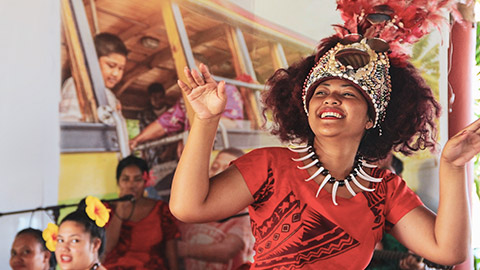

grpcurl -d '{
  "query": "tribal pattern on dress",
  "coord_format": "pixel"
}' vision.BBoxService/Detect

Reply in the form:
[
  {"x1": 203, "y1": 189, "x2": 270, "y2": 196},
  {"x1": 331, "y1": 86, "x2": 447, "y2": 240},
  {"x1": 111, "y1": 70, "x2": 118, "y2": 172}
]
[{"x1": 252, "y1": 192, "x2": 360, "y2": 269}]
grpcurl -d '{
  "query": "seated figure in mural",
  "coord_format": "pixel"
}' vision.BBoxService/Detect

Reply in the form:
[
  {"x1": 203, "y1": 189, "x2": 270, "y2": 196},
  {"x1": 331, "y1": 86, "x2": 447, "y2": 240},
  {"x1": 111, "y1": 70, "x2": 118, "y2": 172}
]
[
  {"x1": 59, "y1": 32, "x2": 127, "y2": 122},
  {"x1": 137, "y1": 82, "x2": 180, "y2": 177},
  {"x1": 177, "y1": 147, "x2": 255, "y2": 270},
  {"x1": 10, "y1": 228, "x2": 55, "y2": 270},
  {"x1": 103, "y1": 155, "x2": 180, "y2": 270},
  {"x1": 129, "y1": 79, "x2": 244, "y2": 150}
]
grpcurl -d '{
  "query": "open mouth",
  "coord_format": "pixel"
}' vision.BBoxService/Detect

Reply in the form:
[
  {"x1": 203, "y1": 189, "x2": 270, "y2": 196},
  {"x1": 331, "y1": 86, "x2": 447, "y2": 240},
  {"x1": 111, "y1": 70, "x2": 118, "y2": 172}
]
[
  {"x1": 60, "y1": 255, "x2": 72, "y2": 263},
  {"x1": 320, "y1": 111, "x2": 344, "y2": 119}
]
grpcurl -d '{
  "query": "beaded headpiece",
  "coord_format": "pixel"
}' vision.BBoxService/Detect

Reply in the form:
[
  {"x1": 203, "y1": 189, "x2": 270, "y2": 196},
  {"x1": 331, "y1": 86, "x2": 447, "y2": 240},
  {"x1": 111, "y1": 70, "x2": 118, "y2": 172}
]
[
  {"x1": 302, "y1": 0, "x2": 459, "y2": 129},
  {"x1": 303, "y1": 38, "x2": 391, "y2": 128}
]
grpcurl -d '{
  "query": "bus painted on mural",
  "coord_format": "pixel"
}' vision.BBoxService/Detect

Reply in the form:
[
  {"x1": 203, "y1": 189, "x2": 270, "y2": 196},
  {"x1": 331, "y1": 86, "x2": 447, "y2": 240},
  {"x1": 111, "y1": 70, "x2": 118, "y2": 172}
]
[{"x1": 59, "y1": 0, "x2": 316, "y2": 206}]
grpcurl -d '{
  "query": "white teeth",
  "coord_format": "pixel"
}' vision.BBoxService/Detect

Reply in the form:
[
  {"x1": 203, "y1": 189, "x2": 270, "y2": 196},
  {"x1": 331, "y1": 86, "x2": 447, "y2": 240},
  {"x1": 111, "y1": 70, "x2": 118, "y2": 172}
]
[
  {"x1": 320, "y1": 112, "x2": 343, "y2": 119},
  {"x1": 61, "y1": 256, "x2": 71, "y2": 261}
]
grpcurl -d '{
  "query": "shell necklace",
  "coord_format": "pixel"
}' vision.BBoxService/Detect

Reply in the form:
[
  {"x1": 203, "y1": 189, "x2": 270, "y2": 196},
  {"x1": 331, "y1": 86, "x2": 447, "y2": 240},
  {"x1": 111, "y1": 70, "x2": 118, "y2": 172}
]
[{"x1": 289, "y1": 144, "x2": 383, "y2": 205}]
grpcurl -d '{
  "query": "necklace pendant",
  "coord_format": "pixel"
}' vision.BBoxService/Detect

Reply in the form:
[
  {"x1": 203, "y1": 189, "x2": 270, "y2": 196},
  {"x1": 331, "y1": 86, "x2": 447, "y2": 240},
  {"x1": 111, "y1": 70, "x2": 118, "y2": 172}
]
[
  {"x1": 305, "y1": 166, "x2": 324, "y2": 182},
  {"x1": 316, "y1": 174, "x2": 331, "y2": 197},
  {"x1": 297, "y1": 158, "x2": 318, "y2": 170},
  {"x1": 287, "y1": 144, "x2": 311, "y2": 153},
  {"x1": 291, "y1": 144, "x2": 383, "y2": 206}
]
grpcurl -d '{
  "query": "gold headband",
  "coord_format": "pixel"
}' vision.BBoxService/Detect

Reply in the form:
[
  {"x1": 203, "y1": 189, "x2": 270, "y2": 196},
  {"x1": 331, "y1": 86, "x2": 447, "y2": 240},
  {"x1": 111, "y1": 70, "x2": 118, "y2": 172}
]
[{"x1": 302, "y1": 38, "x2": 391, "y2": 128}]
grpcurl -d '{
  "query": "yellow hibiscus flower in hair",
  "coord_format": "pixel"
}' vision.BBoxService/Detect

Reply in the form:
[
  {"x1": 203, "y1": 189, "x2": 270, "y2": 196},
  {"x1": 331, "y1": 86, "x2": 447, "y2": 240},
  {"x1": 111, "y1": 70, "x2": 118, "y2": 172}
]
[
  {"x1": 85, "y1": 195, "x2": 110, "y2": 227},
  {"x1": 42, "y1": 222, "x2": 58, "y2": 252}
]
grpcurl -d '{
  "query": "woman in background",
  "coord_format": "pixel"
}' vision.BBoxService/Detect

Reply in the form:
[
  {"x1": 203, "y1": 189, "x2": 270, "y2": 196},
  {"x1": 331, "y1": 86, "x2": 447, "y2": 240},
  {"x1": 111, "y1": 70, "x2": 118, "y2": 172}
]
[
  {"x1": 103, "y1": 155, "x2": 179, "y2": 270},
  {"x1": 54, "y1": 198, "x2": 108, "y2": 270},
  {"x1": 10, "y1": 228, "x2": 55, "y2": 270}
]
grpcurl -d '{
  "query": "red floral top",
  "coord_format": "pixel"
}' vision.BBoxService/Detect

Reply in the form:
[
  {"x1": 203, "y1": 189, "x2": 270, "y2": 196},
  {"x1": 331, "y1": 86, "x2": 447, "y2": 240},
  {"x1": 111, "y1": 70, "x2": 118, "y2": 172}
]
[{"x1": 103, "y1": 200, "x2": 180, "y2": 270}]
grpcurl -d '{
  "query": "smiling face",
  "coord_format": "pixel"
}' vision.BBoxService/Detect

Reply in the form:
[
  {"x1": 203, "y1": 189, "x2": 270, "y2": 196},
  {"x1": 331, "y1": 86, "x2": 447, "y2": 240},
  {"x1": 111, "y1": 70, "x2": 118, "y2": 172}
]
[
  {"x1": 118, "y1": 164, "x2": 145, "y2": 200},
  {"x1": 98, "y1": 53, "x2": 126, "y2": 89},
  {"x1": 56, "y1": 221, "x2": 100, "y2": 270},
  {"x1": 308, "y1": 78, "x2": 373, "y2": 139},
  {"x1": 9, "y1": 234, "x2": 50, "y2": 270}
]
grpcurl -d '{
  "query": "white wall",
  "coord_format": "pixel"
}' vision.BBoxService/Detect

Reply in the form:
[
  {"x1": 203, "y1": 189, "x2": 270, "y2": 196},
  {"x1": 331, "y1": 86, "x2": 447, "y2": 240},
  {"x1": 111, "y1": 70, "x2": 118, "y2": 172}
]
[
  {"x1": 228, "y1": 0, "x2": 340, "y2": 41},
  {"x1": 0, "y1": 0, "x2": 60, "y2": 268}
]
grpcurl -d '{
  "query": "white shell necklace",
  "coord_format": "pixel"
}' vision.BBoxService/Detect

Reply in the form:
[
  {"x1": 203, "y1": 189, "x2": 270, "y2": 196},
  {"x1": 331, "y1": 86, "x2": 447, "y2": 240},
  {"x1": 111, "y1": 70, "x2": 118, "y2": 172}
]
[{"x1": 288, "y1": 145, "x2": 383, "y2": 205}]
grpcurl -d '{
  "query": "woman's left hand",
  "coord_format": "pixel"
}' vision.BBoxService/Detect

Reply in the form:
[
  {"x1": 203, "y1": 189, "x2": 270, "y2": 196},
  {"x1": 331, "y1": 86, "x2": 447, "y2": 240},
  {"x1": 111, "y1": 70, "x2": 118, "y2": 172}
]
[{"x1": 441, "y1": 118, "x2": 480, "y2": 167}]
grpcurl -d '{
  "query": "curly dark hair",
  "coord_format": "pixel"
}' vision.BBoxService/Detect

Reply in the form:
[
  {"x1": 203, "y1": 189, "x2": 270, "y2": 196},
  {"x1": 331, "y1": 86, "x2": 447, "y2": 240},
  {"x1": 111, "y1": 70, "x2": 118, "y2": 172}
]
[{"x1": 263, "y1": 35, "x2": 440, "y2": 161}]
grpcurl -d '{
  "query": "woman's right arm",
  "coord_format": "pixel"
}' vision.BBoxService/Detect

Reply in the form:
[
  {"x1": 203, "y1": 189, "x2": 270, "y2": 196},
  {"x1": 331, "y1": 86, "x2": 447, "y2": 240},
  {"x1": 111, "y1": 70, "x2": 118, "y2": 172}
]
[
  {"x1": 129, "y1": 121, "x2": 166, "y2": 150},
  {"x1": 170, "y1": 64, "x2": 253, "y2": 223},
  {"x1": 105, "y1": 211, "x2": 122, "y2": 254},
  {"x1": 105, "y1": 202, "x2": 130, "y2": 254}
]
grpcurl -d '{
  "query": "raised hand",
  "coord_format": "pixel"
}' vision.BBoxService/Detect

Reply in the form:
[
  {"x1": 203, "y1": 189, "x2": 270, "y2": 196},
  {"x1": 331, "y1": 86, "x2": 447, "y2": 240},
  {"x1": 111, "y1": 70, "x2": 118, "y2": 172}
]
[
  {"x1": 177, "y1": 63, "x2": 227, "y2": 120},
  {"x1": 441, "y1": 118, "x2": 480, "y2": 167}
]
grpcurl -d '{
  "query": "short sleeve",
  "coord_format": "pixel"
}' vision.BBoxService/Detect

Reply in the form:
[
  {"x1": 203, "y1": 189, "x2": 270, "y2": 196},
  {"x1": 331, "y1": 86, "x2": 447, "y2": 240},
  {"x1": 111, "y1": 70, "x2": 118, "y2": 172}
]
[
  {"x1": 231, "y1": 148, "x2": 271, "y2": 198},
  {"x1": 59, "y1": 77, "x2": 82, "y2": 122},
  {"x1": 159, "y1": 201, "x2": 180, "y2": 240},
  {"x1": 223, "y1": 84, "x2": 244, "y2": 120},
  {"x1": 231, "y1": 148, "x2": 281, "y2": 211},
  {"x1": 157, "y1": 99, "x2": 188, "y2": 134},
  {"x1": 384, "y1": 174, "x2": 423, "y2": 226}
]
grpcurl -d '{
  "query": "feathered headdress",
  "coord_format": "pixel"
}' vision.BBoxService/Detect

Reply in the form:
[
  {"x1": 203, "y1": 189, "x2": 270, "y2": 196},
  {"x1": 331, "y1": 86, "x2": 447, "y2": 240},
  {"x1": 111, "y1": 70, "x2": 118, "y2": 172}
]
[
  {"x1": 302, "y1": 0, "x2": 459, "y2": 130},
  {"x1": 335, "y1": 0, "x2": 460, "y2": 64}
]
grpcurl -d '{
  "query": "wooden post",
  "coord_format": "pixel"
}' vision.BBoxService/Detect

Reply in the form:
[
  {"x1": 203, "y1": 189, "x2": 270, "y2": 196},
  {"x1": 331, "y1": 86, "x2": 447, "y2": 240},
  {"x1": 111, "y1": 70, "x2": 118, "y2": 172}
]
[
  {"x1": 61, "y1": 0, "x2": 98, "y2": 122},
  {"x1": 160, "y1": 0, "x2": 195, "y2": 123},
  {"x1": 447, "y1": 19, "x2": 476, "y2": 270},
  {"x1": 270, "y1": 42, "x2": 288, "y2": 69},
  {"x1": 224, "y1": 25, "x2": 262, "y2": 129}
]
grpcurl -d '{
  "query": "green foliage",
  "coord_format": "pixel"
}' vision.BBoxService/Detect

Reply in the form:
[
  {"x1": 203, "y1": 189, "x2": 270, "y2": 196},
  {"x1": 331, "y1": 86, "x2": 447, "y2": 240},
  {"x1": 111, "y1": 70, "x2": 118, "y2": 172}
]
[
  {"x1": 475, "y1": 248, "x2": 480, "y2": 270},
  {"x1": 476, "y1": 22, "x2": 480, "y2": 66},
  {"x1": 125, "y1": 119, "x2": 140, "y2": 139},
  {"x1": 410, "y1": 35, "x2": 440, "y2": 98}
]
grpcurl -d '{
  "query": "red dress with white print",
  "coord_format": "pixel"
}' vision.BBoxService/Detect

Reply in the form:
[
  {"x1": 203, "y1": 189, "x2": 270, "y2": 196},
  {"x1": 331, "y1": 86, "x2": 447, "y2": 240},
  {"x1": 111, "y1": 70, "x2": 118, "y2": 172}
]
[{"x1": 232, "y1": 147, "x2": 422, "y2": 270}]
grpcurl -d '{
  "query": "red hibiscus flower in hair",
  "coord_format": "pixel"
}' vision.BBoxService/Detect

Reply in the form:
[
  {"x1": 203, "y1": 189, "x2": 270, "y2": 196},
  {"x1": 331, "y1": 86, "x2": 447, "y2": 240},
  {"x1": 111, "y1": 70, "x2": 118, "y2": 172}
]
[{"x1": 142, "y1": 170, "x2": 156, "y2": 187}]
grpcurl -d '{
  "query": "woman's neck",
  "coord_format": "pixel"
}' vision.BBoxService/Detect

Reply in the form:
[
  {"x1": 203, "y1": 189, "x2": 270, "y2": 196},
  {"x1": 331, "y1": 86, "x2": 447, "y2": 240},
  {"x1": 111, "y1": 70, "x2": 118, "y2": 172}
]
[{"x1": 312, "y1": 137, "x2": 361, "y2": 179}]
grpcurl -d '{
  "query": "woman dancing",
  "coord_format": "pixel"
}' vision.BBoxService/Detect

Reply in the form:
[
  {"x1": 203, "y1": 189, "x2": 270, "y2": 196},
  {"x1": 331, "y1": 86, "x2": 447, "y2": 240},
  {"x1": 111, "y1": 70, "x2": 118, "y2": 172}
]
[{"x1": 170, "y1": 1, "x2": 478, "y2": 269}]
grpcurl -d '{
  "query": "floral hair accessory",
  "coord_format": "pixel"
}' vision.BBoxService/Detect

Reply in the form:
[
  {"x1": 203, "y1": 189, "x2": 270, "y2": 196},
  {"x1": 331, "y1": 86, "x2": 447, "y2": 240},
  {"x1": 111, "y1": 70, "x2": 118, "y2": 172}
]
[
  {"x1": 42, "y1": 222, "x2": 58, "y2": 252},
  {"x1": 85, "y1": 195, "x2": 110, "y2": 227},
  {"x1": 142, "y1": 170, "x2": 156, "y2": 187}
]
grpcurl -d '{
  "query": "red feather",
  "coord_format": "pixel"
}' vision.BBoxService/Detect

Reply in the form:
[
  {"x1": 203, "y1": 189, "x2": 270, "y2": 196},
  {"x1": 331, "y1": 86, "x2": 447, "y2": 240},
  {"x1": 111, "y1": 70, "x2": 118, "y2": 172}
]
[{"x1": 334, "y1": 0, "x2": 460, "y2": 64}]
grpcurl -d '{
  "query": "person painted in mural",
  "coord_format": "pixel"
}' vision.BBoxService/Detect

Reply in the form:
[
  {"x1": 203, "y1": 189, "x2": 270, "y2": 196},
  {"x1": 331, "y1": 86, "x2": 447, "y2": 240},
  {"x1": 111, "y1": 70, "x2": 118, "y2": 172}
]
[
  {"x1": 177, "y1": 148, "x2": 255, "y2": 270},
  {"x1": 137, "y1": 82, "x2": 179, "y2": 171},
  {"x1": 59, "y1": 32, "x2": 127, "y2": 122},
  {"x1": 169, "y1": 1, "x2": 477, "y2": 269},
  {"x1": 128, "y1": 82, "x2": 244, "y2": 150}
]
